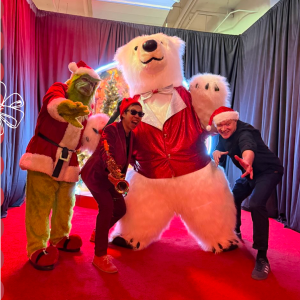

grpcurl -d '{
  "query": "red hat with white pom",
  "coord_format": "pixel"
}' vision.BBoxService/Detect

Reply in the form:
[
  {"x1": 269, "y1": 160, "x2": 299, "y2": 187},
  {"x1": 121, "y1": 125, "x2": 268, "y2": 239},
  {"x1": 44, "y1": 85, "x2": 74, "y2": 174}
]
[
  {"x1": 206, "y1": 106, "x2": 239, "y2": 131},
  {"x1": 68, "y1": 61, "x2": 100, "y2": 81}
]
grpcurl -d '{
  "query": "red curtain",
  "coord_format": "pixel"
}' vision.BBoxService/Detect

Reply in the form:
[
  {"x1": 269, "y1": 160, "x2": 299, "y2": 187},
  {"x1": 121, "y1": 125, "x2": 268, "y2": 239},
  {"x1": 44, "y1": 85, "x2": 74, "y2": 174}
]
[{"x1": 1, "y1": 0, "x2": 38, "y2": 217}]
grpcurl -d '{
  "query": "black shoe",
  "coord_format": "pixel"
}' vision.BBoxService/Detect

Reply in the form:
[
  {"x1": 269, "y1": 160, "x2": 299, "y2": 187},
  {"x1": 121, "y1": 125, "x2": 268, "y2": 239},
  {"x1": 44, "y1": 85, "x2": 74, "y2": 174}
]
[{"x1": 251, "y1": 258, "x2": 270, "y2": 280}]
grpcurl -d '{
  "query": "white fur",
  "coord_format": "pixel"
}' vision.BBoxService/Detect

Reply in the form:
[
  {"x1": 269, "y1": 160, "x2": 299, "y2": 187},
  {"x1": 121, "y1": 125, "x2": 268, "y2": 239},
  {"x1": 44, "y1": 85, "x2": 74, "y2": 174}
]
[
  {"x1": 111, "y1": 34, "x2": 238, "y2": 252},
  {"x1": 189, "y1": 73, "x2": 231, "y2": 132},
  {"x1": 114, "y1": 33, "x2": 185, "y2": 96},
  {"x1": 81, "y1": 113, "x2": 109, "y2": 154},
  {"x1": 112, "y1": 162, "x2": 238, "y2": 252},
  {"x1": 47, "y1": 97, "x2": 68, "y2": 122},
  {"x1": 19, "y1": 153, "x2": 54, "y2": 174},
  {"x1": 68, "y1": 62, "x2": 78, "y2": 73},
  {"x1": 213, "y1": 111, "x2": 239, "y2": 125},
  {"x1": 19, "y1": 153, "x2": 80, "y2": 182},
  {"x1": 68, "y1": 62, "x2": 100, "y2": 80}
]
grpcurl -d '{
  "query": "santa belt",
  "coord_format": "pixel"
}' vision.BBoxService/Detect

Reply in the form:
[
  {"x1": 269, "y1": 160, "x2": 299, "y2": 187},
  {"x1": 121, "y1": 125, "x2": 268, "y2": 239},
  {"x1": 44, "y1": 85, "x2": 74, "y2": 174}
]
[{"x1": 38, "y1": 132, "x2": 76, "y2": 178}]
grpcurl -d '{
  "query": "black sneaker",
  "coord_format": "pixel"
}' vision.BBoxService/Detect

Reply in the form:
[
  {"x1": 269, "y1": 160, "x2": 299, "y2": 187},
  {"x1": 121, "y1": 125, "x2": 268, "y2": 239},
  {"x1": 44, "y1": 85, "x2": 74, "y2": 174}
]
[{"x1": 251, "y1": 258, "x2": 270, "y2": 280}]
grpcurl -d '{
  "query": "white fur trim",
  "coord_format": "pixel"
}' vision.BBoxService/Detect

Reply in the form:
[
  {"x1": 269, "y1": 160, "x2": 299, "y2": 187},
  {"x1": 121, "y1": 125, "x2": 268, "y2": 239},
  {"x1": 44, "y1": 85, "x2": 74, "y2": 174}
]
[
  {"x1": 59, "y1": 123, "x2": 82, "y2": 150},
  {"x1": 74, "y1": 68, "x2": 100, "y2": 80},
  {"x1": 47, "y1": 98, "x2": 68, "y2": 123},
  {"x1": 19, "y1": 153, "x2": 54, "y2": 174},
  {"x1": 81, "y1": 113, "x2": 109, "y2": 154},
  {"x1": 56, "y1": 165, "x2": 80, "y2": 182},
  {"x1": 111, "y1": 162, "x2": 238, "y2": 252},
  {"x1": 68, "y1": 62, "x2": 78, "y2": 73},
  {"x1": 206, "y1": 125, "x2": 212, "y2": 131},
  {"x1": 213, "y1": 111, "x2": 239, "y2": 125},
  {"x1": 19, "y1": 153, "x2": 80, "y2": 183}
]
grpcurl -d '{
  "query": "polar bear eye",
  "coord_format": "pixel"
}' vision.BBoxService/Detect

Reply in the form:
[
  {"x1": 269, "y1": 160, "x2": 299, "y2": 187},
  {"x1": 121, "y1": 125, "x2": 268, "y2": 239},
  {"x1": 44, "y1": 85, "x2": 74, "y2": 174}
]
[{"x1": 134, "y1": 46, "x2": 138, "y2": 51}]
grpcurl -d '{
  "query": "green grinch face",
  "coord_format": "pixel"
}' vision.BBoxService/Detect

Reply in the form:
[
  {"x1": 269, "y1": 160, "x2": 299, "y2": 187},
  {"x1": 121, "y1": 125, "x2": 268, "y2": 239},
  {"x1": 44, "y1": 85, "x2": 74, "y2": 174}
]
[
  {"x1": 74, "y1": 75, "x2": 100, "y2": 97},
  {"x1": 67, "y1": 74, "x2": 100, "y2": 107}
]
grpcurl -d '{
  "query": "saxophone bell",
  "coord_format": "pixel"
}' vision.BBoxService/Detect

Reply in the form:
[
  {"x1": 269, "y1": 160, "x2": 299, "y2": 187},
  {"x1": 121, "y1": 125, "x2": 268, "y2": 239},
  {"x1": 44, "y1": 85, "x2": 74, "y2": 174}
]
[
  {"x1": 108, "y1": 174, "x2": 130, "y2": 194},
  {"x1": 115, "y1": 179, "x2": 130, "y2": 194}
]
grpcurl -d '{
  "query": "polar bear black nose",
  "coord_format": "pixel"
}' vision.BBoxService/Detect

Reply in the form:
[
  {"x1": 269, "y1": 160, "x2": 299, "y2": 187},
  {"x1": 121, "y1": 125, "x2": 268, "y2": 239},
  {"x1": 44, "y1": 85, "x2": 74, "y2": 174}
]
[{"x1": 142, "y1": 40, "x2": 157, "y2": 52}]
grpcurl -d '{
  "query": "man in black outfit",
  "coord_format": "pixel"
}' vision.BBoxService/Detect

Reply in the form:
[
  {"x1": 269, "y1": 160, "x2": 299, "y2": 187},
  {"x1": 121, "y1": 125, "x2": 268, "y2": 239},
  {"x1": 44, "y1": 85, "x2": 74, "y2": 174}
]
[{"x1": 210, "y1": 106, "x2": 283, "y2": 280}]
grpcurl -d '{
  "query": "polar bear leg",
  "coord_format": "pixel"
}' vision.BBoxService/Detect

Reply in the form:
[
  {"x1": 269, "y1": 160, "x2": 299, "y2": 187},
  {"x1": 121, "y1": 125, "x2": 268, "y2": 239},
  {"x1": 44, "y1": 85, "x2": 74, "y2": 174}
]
[
  {"x1": 177, "y1": 162, "x2": 239, "y2": 253},
  {"x1": 111, "y1": 170, "x2": 175, "y2": 250}
]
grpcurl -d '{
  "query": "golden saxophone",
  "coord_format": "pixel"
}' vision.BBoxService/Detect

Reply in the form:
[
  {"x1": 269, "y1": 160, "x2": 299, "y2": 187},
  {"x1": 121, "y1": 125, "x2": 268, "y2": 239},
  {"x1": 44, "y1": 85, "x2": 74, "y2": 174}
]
[{"x1": 103, "y1": 139, "x2": 129, "y2": 194}]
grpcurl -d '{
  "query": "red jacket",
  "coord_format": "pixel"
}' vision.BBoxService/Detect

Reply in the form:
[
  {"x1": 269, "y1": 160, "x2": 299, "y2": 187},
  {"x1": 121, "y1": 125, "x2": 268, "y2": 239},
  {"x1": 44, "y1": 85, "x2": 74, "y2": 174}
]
[
  {"x1": 132, "y1": 86, "x2": 211, "y2": 178},
  {"x1": 19, "y1": 82, "x2": 87, "y2": 182},
  {"x1": 81, "y1": 121, "x2": 134, "y2": 193}
]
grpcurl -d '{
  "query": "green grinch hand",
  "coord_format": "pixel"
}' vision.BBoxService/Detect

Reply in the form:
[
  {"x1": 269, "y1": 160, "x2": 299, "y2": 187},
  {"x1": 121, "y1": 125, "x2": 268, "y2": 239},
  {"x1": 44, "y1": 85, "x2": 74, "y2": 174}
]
[{"x1": 57, "y1": 100, "x2": 89, "y2": 128}]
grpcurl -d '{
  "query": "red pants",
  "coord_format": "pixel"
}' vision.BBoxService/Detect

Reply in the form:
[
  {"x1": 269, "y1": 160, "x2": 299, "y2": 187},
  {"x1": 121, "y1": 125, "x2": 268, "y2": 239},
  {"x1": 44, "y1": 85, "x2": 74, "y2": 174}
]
[{"x1": 89, "y1": 184, "x2": 126, "y2": 256}]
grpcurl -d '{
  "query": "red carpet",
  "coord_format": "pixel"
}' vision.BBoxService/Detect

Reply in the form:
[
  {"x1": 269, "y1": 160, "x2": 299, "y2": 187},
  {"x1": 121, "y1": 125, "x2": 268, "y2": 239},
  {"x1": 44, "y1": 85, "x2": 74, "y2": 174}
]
[{"x1": 1, "y1": 201, "x2": 300, "y2": 300}]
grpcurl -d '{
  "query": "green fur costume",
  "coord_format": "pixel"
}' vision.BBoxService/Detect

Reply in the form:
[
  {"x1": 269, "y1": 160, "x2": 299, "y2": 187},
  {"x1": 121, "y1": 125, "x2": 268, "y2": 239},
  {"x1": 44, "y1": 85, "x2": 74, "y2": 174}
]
[{"x1": 19, "y1": 61, "x2": 101, "y2": 258}]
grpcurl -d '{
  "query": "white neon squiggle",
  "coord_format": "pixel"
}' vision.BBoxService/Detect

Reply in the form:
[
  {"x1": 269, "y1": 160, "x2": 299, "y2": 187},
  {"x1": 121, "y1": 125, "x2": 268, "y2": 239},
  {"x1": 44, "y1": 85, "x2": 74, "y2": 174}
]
[{"x1": 0, "y1": 81, "x2": 25, "y2": 136}]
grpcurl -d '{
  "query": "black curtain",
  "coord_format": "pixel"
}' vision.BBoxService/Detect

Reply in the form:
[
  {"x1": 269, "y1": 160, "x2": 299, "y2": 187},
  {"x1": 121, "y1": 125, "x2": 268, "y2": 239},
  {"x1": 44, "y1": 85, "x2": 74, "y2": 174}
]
[
  {"x1": 35, "y1": 10, "x2": 239, "y2": 105},
  {"x1": 229, "y1": 0, "x2": 300, "y2": 231}
]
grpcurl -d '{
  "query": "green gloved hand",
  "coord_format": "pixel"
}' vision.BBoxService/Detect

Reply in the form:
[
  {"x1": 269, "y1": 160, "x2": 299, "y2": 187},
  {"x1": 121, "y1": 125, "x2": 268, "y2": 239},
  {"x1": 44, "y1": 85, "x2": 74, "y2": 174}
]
[{"x1": 57, "y1": 100, "x2": 89, "y2": 128}]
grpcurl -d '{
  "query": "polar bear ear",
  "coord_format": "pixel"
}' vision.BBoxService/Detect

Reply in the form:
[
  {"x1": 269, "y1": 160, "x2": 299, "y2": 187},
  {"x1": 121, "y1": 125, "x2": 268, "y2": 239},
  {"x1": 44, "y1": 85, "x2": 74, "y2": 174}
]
[
  {"x1": 114, "y1": 41, "x2": 132, "y2": 68},
  {"x1": 114, "y1": 46, "x2": 124, "y2": 67},
  {"x1": 169, "y1": 36, "x2": 185, "y2": 56}
]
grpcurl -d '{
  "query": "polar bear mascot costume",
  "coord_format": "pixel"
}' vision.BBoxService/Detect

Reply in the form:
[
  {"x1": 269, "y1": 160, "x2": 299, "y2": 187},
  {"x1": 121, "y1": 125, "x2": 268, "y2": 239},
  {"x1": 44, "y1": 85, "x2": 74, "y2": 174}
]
[{"x1": 110, "y1": 33, "x2": 239, "y2": 253}]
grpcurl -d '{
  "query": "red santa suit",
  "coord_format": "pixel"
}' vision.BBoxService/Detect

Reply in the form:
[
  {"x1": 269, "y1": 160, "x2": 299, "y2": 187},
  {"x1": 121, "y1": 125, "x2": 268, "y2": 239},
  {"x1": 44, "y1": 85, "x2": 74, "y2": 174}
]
[
  {"x1": 20, "y1": 82, "x2": 86, "y2": 183},
  {"x1": 19, "y1": 82, "x2": 89, "y2": 259}
]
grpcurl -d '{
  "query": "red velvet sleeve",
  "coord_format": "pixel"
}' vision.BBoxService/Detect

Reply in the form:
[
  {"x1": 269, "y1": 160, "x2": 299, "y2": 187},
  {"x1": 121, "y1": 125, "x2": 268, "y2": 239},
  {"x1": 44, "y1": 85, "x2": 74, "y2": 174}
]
[
  {"x1": 43, "y1": 82, "x2": 68, "y2": 104},
  {"x1": 99, "y1": 124, "x2": 118, "y2": 169}
]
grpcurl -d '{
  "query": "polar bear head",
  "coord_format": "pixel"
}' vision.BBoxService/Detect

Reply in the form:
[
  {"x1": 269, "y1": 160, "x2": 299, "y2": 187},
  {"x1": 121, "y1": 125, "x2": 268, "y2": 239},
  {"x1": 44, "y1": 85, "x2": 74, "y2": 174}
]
[{"x1": 114, "y1": 33, "x2": 185, "y2": 96}]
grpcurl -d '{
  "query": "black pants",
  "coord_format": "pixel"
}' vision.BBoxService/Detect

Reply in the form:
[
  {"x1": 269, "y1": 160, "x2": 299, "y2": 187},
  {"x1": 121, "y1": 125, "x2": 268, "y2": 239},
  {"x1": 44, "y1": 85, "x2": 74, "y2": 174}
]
[
  {"x1": 232, "y1": 172, "x2": 282, "y2": 251},
  {"x1": 89, "y1": 185, "x2": 126, "y2": 257}
]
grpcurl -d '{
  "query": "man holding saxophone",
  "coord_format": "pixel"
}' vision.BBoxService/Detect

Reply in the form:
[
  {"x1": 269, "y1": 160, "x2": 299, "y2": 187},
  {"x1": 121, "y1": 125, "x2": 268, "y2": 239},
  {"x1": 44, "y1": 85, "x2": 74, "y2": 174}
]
[{"x1": 81, "y1": 97, "x2": 144, "y2": 273}]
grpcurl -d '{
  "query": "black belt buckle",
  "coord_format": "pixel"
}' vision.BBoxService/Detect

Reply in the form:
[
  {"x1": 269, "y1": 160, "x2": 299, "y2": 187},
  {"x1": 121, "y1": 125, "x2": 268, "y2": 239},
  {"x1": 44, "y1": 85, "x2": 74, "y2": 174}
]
[{"x1": 60, "y1": 147, "x2": 70, "y2": 162}]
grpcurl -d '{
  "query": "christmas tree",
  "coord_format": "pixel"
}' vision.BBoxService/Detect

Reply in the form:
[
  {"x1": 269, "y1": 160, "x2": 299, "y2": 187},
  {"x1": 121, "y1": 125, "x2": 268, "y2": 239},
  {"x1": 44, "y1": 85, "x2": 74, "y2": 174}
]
[
  {"x1": 102, "y1": 71, "x2": 120, "y2": 116},
  {"x1": 76, "y1": 71, "x2": 124, "y2": 194}
]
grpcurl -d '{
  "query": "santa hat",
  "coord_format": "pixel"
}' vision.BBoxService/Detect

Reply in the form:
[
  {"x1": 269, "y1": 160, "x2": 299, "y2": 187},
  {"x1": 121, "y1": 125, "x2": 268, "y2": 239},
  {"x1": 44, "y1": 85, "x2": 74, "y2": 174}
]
[
  {"x1": 68, "y1": 61, "x2": 100, "y2": 81},
  {"x1": 119, "y1": 97, "x2": 142, "y2": 116},
  {"x1": 206, "y1": 106, "x2": 239, "y2": 131}
]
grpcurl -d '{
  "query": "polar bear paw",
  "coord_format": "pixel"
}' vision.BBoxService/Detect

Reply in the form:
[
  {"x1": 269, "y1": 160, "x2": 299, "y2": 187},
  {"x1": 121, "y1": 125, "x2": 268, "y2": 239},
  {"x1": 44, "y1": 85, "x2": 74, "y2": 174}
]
[
  {"x1": 211, "y1": 239, "x2": 239, "y2": 254},
  {"x1": 111, "y1": 236, "x2": 141, "y2": 250}
]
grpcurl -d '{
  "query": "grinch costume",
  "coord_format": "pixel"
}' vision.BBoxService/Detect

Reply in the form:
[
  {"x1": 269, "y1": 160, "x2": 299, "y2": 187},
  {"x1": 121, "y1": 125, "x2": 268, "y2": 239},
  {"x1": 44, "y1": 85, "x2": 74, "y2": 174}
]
[{"x1": 19, "y1": 61, "x2": 104, "y2": 270}]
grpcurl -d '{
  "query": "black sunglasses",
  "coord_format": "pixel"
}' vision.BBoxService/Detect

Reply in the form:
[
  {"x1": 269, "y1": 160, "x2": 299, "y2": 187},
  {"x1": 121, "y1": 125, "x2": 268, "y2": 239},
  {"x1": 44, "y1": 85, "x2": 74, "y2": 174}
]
[{"x1": 126, "y1": 109, "x2": 145, "y2": 118}]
